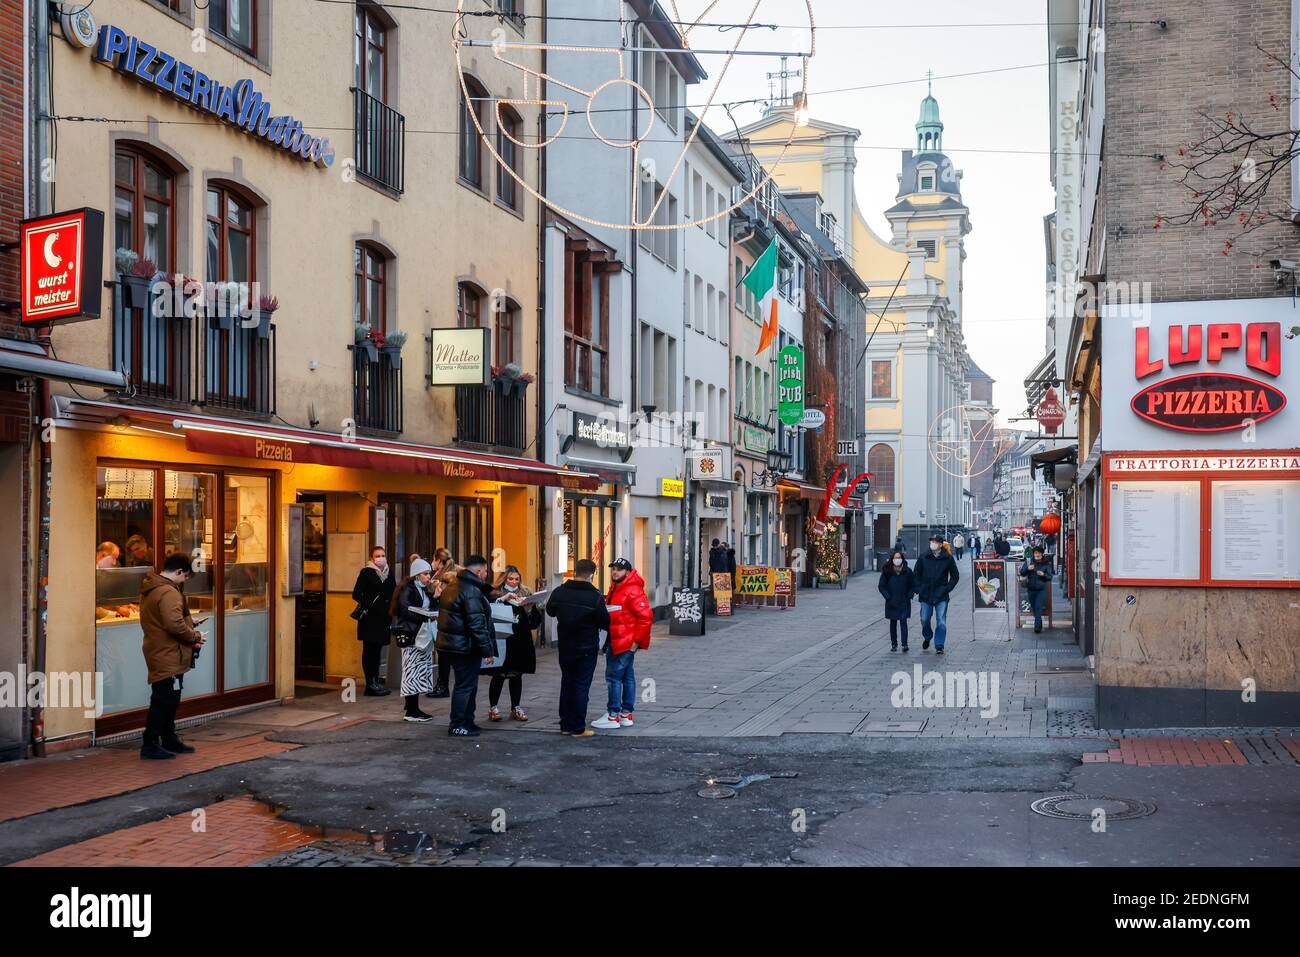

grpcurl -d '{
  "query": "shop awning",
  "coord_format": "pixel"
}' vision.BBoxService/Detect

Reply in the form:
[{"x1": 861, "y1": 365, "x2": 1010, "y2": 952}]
[
  {"x1": 779, "y1": 479, "x2": 826, "y2": 498},
  {"x1": 0, "y1": 340, "x2": 126, "y2": 389},
  {"x1": 561, "y1": 455, "x2": 636, "y2": 486},
  {"x1": 57, "y1": 399, "x2": 602, "y2": 490}
]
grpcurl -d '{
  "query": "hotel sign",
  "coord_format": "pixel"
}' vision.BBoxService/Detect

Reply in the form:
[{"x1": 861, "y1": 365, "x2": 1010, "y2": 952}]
[
  {"x1": 92, "y1": 25, "x2": 335, "y2": 167},
  {"x1": 20, "y1": 208, "x2": 104, "y2": 325},
  {"x1": 428, "y1": 328, "x2": 489, "y2": 386}
]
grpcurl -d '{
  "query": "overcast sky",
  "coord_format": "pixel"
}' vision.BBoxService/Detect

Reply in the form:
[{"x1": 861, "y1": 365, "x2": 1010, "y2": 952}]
[{"x1": 687, "y1": 0, "x2": 1057, "y2": 424}]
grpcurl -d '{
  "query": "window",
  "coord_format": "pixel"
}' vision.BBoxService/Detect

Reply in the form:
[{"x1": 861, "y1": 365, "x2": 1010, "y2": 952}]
[
  {"x1": 355, "y1": 243, "x2": 387, "y2": 333},
  {"x1": 920, "y1": 174, "x2": 935, "y2": 191},
  {"x1": 114, "y1": 146, "x2": 174, "y2": 274},
  {"x1": 496, "y1": 107, "x2": 521, "y2": 209},
  {"x1": 564, "y1": 245, "x2": 611, "y2": 397},
  {"x1": 459, "y1": 76, "x2": 488, "y2": 189},
  {"x1": 871, "y1": 360, "x2": 892, "y2": 399},
  {"x1": 457, "y1": 282, "x2": 482, "y2": 328},
  {"x1": 210, "y1": 0, "x2": 254, "y2": 53},
  {"x1": 868, "y1": 444, "x2": 896, "y2": 502},
  {"x1": 496, "y1": 300, "x2": 518, "y2": 366},
  {"x1": 206, "y1": 184, "x2": 255, "y2": 284},
  {"x1": 354, "y1": 5, "x2": 387, "y2": 100}
]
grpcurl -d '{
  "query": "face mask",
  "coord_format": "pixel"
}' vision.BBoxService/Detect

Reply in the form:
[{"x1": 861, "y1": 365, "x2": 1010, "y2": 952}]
[
  {"x1": 503, "y1": 583, "x2": 518, "y2": 592},
  {"x1": 374, "y1": 557, "x2": 387, "y2": 569},
  {"x1": 930, "y1": 544, "x2": 941, "y2": 554},
  {"x1": 892, "y1": 558, "x2": 903, "y2": 567}
]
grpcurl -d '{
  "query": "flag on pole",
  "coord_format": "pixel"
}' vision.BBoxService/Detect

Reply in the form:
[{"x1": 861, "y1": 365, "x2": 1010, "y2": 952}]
[{"x1": 740, "y1": 238, "x2": 781, "y2": 355}]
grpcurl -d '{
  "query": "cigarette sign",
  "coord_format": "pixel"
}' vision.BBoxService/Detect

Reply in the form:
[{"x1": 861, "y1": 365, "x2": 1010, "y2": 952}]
[{"x1": 20, "y1": 208, "x2": 105, "y2": 325}]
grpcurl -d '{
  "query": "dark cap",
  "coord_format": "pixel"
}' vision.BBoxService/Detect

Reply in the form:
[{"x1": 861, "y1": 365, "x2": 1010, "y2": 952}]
[{"x1": 609, "y1": 557, "x2": 633, "y2": 570}]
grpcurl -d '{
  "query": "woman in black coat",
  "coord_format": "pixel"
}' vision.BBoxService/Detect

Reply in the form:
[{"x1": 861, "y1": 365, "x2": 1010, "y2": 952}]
[
  {"x1": 483, "y1": 566, "x2": 541, "y2": 721},
  {"x1": 878, "y1": 549, "x2": 916, "y2": 652},
  {"x1": 351, "y1": 546, "x2": 396, "y2": 696}
]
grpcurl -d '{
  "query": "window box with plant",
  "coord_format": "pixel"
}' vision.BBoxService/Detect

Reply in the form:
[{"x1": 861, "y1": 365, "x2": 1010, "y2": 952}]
[
  {"x1": 379, "y1": 330, "x2": 406, "y2": 369},
  {"x1": 249, "y1": 295, "x2": 278, "y2": 338},
  {"x1": 205, "y1": 281, "x2": 247, "y2": 332},
  {"x1": 491, "y1": 363, "x2": 534, "y2": 397},
  {"x1": 116, "y1": 249, "x2": 158, "y2": 310},
  {"x1": 355, "y1": 322, "x2": 381, "y2": 363}
]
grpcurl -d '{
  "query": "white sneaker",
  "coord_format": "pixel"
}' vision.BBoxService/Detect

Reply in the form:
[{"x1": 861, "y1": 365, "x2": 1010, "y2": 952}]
[
  {"x1": 618, "y1": 713, "x2": 634, "y2": 727},
  {"x1": 591, "y1": 714, "x2": 622, "y2": 730}
]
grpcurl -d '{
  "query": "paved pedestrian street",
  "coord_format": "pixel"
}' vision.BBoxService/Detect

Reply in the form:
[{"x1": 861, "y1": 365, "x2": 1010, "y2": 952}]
[{"x1": 2, "y1": 562, "x2": 1298, "y2": 868}]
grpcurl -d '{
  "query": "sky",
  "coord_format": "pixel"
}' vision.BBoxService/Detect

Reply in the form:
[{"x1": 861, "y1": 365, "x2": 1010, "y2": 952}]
[{"x1": 683, "y1": 0, "x2": 1058, "y2": 424}]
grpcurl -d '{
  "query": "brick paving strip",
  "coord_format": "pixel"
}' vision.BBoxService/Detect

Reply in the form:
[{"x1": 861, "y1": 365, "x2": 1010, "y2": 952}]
[
  {"x1": 10, "y1": 796, "x2": 333, "y2": 867},
  {"x1": 0, "y1": 734, "x2": 299, "y2": 824},
  {"x1": 1081, "y1": 736, "x2": 1299, "y2": 766}
]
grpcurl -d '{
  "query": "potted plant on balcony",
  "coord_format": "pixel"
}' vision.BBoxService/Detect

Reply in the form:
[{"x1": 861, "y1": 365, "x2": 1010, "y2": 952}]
[
  {"x1": 249, "y1": 295, "x2": 278, "y2": 338},
  {"x1": 380, "y1": 330, "x2": 406, "y2": 369},
  {"x1": 355, "y1": 322, "x2": 380, "y2": 363},
  {"x1": 491, "y1": 363, "x2": 534, "y2": 397},
  {"x1": 205, "y1": 281, "x2": 244, "y2": 332},
  {"x1": 118, "y1": 252, "x2": 156, "y2": 311}
]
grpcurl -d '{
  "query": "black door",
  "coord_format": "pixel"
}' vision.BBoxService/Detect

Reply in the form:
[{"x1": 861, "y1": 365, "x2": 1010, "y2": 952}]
[{"x1": 295, "y1": 496, "x2": 327, "y2": 682}]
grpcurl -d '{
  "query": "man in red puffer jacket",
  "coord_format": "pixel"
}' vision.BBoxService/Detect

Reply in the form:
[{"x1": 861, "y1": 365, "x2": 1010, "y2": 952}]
[{"x1": 592, "y1": 558, "x2": 653, "y2": 730}]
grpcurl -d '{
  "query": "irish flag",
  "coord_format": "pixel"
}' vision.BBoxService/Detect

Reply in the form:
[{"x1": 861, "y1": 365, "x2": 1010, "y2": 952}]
[{"x1": 740, "y1": 238, "x2": 780, "y2": 355}]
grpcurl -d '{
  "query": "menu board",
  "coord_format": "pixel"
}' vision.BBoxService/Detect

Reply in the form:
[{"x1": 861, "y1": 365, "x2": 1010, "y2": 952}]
[
  {"x1": 1108, "y1": 481, "x2": 1201, "y2": 580},
  {"x1": 1211, "y1": 480, "x2": 1300, "y2": 581}
]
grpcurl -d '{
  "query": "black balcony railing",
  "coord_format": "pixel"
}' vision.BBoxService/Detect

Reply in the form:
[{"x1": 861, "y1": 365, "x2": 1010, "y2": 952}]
[
  {"x1": 353, "y1": 87, "x2": 405, "y2": 194},
  {"x1": 110, "y1": 281, "x2": 276, "y2": 417},
  {"x1": 353, "y1": 348, "x2": 403, "y2": 434},
  {"x1": 454, "y1": 384, "x2": 526, "y2": 451}
]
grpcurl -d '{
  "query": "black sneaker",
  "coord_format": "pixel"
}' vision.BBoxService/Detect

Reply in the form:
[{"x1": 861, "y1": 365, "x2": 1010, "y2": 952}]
[
  {"x1": 448, "y1": 725, "x2": 479, "y2": 737},
  {"x1": 364, "y1": 683, "x2": 391, "y2": 697},
  {"x1": 936, "y1": 647, "x2": 945, "y2": 655},
  {"x1": 890, "y1": 642, "x2": 898, "y2": 651},
  {"x1": 922, "y1": 638, "x2": 931, "y2": 650},
  {"x1": 1034, "y1": 626, "x2": 1042, "y2": 634},
  {"x1": 161, "y1": 736, "x2": 196, "y2": 754},
  {"x1": 428, "y1": 686, "x2": 450, "y2": 699},
  {"x1": 901, "y1": 646, "x2": 910, "y2": 653},
  {"x1": 404, "y1": 710, "x2": 433, "y2": 723},
  {"x1": 140, "y1": 742, "x2": 176, "y2": 760}
]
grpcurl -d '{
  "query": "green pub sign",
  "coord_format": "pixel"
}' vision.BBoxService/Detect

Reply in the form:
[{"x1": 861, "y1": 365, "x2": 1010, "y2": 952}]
[{"x1": 777, "y1": 345, "x2": 805, "y2": 427}]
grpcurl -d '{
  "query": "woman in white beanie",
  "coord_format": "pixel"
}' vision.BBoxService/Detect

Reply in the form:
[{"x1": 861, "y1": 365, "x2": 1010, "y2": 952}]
[{"x1": 389, "y1": 558, "x2": 437, "y2": 721}]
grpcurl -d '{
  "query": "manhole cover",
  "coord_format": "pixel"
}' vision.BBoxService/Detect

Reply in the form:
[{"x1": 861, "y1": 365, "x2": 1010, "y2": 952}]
[
  {"x1": 1030, "y1": 794, "x2": 1156, "y2": 821},
  {"x1": 697, "y1": 785, "x2": 737, "y2": 799}
]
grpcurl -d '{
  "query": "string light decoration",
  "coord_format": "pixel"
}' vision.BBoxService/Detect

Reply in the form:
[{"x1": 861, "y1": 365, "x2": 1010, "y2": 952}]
[
  {"x1": 452, "y1": 0, "x2": 818, "y2": 233},
  {"x1": 927, "y1": 403, "x2": 1020, "y2": 481}
]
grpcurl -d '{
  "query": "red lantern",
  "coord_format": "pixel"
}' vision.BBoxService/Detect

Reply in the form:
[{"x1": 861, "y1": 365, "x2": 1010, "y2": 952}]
[{"x1": 1039, "y1": 512, "x2": 1062, "y2": 535}]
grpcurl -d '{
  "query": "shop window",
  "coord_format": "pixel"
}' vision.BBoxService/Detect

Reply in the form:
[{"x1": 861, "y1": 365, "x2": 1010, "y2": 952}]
[
  {"x1": 496, "y1": 106, "x2": 521, "y2": 210},
  {"x1": 355, "y1": 243, "x2": 388, "y2": 334},
  {"x1": 457, "y1": 282, "x2": 483, "y2": 328},
  {"x1": 210, "y1": 0, "x2": 255, "y2": 54},
  {"x1": 114, "y1": 146, "x2": 174, "y2": 275},
  {"x1": 868, "y1": 444, "x2": 896, "y2": 502},
  {"x1": 223, "y1": 474, "x2": 271, "y2": 690},
  {"x1": 445, "y1": 497, "x2": 494, "y2": 566},
  {"x1": 459, "y1": 75, "x2": 488, "y2": 190}
]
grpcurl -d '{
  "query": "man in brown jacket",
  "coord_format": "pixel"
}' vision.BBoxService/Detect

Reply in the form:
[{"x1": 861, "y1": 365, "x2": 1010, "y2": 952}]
[{"x1": 140, "y1": 553, "x2": 206, "y2": 759}]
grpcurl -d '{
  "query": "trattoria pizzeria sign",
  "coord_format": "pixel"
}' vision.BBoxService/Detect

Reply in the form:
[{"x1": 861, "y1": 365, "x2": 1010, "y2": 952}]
[{"x1": 1102, "y1": 298, "x2": 1298, "y2": 451}]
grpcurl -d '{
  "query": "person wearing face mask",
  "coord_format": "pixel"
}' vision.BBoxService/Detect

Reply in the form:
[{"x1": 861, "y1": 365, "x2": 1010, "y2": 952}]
[
  {"x1": 1019, "y1": 545, "x2": 1055, "y2": 633},
  {"x1": 389, "y1": 558, "x2": 438, "y2": 722},
  {"x1": 913, "y1": 534, "x2": 961, "y2": 654},
  {"x1": 351, "y1": 545, "x2": 395, "y2": 697},
  {"x1": 878, "y1": 549, "x2": 916, "y2": 652},
  {"x1": 484, "y1": 565, "x2": 541, "y2": 722}
]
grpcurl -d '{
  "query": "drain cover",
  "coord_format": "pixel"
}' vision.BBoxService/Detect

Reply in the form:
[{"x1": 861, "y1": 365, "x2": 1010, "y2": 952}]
[
  {"x1": 697, "y1": 785, "x2": 737, "y2": 799},
  {"x1": 1030, "y1": 794, "x2": 1156, "y2": 821}
]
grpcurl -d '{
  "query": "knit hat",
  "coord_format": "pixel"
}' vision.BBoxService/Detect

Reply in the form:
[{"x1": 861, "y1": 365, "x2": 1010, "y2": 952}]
[{"x1": 409, "y1": 558, "x2": 432, "y2": 576}]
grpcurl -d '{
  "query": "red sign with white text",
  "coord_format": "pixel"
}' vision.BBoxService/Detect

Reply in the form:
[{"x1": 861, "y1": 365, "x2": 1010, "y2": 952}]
[
  {"x1": 20, "y1": 208, "x2": 105, "y2": 325},
  {"x1": 1036, "y1": 386, "x2": 1066, "y2": 434}
]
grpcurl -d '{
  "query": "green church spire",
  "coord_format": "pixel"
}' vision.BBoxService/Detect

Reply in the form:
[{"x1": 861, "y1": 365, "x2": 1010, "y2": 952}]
[{"x1": 916, "y1": 70, "x2": 943, "y2": 152}]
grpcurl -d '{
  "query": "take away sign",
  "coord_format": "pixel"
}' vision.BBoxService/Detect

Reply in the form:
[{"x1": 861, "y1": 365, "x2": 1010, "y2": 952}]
[{"x1": 20, "y1": 208, "x2": 105, "y2": 325}]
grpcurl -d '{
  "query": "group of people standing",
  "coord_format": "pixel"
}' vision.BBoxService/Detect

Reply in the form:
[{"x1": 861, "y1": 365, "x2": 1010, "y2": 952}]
[
  {"x1": 350, "y1": 547, "x2": 654, "y2": 737},
  {"x1": 878, "y1": 534, "x2": 962, "y2": 653}
]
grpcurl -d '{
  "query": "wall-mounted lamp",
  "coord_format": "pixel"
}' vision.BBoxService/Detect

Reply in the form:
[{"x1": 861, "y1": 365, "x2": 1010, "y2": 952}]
[{"x1": 560, "y1": 434, "x2": 576, "y2": 455}]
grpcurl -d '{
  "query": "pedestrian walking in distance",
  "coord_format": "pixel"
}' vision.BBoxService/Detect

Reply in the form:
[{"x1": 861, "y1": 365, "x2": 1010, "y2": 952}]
[
  {"x1": 390, "y1": 559, "x2": 438, "y2": 722},
  {"x1": 139, "y1": 553, "x2": 206, "y2": 759},
  {"x1": 435, "y1": 555, "x2": 497, "y2": 737},
  {"x1": 953, "y1": 531, "x2": 966, "y2": 560},
  {"x1": 546, "y1": 558, "x2": 610, "y2": 738},
  {"x1": 878, "y1": 550, "x2": 916, "y2": 652},
  {"x1": 708, "y1": 539, "x2": 728, "y2": 574},
  {"x1": 351, "y1": 545, "x2": 394, "y2": 697},
  {"x1": 484, "y1": 565, "x2": 540, "y2": 722},
  {"x1": 913, "y1": 534, "x2": 961, "y2": 655},
  {"x1": 593, "y1": 558, "x2": 653, "y2": 730},
  {"x1": 1019, "y1": 545, "x2": 1055, "y2": 633}
]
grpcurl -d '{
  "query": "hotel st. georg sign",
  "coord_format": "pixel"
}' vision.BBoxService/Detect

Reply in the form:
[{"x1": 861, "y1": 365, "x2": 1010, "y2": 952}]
[{"x1": 20, "y1": 208, "x2": 105, "y2": 325}]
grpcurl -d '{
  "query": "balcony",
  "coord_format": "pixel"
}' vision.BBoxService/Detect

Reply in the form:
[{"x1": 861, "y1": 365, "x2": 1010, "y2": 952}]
[
  {"x1": 454, "y1": 384, "x2": 526, "y2": 452},
  {"x1": 353, "y1": 87, "x2": 405, "y2": 194},
  {"x1": 352, "y1": 347, "x2": 403, "y2": 434},
  {"x1": 110, "y1": 281, "x2": 276, "y2": 417}
]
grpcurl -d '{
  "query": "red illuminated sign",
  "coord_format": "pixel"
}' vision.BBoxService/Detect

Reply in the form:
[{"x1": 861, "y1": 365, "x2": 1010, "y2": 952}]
[
  {"x1": 1135, "y1": 321, "x2": 1281, "y2": 378},
  {"x1": 1130, "y1": 372, "x2": 1286, "y2": 432},
  {"x1": 20, "y1": 208, "x2": 104, "y2": 325},
  {"x1": 1036, "y1": 386, "x2": 1066, "y2": 434}
]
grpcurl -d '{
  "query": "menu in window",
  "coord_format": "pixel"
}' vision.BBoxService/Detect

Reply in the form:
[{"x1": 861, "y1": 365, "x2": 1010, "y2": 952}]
[
  {"x1": 1211, "y1": 481, "x2": 1300, "y2": 581},
  {"x1": 1109, "y1": 481, "x2": 1201, "y2": 580}
]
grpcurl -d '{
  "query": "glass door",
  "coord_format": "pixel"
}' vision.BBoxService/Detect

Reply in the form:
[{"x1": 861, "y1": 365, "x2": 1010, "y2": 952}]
[
  {"x1": 445, "y1": 497, "x2": 493, "y2": 564},
  {"x1": 296, "y1": 496, "x2": 327, "y2": 682},
  {"x1": 223, "y1": 474, "x2": 272, "y2": 690}
]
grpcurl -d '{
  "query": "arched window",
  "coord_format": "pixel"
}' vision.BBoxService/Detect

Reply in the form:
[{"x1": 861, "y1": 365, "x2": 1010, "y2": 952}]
[
  {"x1": 868, "y1": 444, "x2": 896, "y2": 503},
  {"x1": 115, "y1": 146, "x2": 174, "y2": 273},
  {"x1": 496, "y1": 106, "x2": 521, "y2": 209},
  {"x1": 206, "y1": 183, "x2": 255, "y2": 284},
  {"x1": 355, "y1": 243, "x2": 387, "y2": 333},
  {"x1": 459, "y1": 76, "x2": 488, "y2": 189},
  {"x1": 457, "y1": 282, "x2": 482, "y2": 329}
]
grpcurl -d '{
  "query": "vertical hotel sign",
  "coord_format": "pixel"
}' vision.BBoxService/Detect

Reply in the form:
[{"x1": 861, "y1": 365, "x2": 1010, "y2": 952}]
[{"x1": 20, "y1": 208, "x2": 105, "y2": 325}]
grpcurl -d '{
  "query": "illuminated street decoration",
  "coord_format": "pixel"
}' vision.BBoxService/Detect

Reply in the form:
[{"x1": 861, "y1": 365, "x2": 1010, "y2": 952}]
[
  {"x1": 928, "y1": 403, "x2": 1019, "y2": 481},
  {"x1": 452, "y1": 0, "x2": 817, "y2": 233}
]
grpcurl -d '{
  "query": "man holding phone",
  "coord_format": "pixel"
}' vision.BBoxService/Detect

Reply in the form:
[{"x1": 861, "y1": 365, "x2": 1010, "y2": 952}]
[
  {"x1": 140, "y1": 553, "x2": 207, "y2": 759},
  {"x1": 1019, "y1": 545, "x2": 1055, "y2": 633}
]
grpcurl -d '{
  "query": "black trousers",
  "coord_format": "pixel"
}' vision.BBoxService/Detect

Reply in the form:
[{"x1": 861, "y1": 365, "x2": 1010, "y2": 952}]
[
  {"x1": 488, "y1": 674, "x2": 523, "y2": 709},
  {"x1": 436, "y1": 657, "x2": 451, "y2": 689},
  {"x1": 443, "y1": 651, "x2": 481, "y2": 729},
  {"x1": 889, "y1": 619, "x2": 909, "y2": 646},
  {"x1": 361, "y1": 643, "x2": 383, "y2": 685},
  {"x1": 144, "y1": 675, "x2": 183, "y2": 744},
  {"x1": 558, "y1": 652, "x2": 598, "y2": 733}
]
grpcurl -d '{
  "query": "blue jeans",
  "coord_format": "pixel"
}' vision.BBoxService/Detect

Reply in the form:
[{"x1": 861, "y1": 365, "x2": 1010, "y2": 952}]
[
  {"x1": 605, "y1": 649, "x2": 636, "y2": 716},
  {"x1": 919, "y1": 600, "x2": 949, "y2": 648},
  {"x1": 1028, "y1": 589, "x2": 1047, "y2": 629}
]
